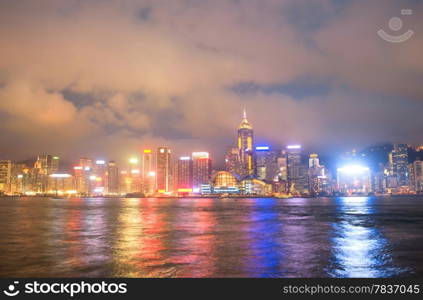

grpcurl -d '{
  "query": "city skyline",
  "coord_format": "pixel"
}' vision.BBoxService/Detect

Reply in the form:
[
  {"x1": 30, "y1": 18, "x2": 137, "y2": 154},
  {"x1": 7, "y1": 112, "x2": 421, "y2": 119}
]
[{"x1": 2, "y1": 109, "x2": 423, "y2": 197}]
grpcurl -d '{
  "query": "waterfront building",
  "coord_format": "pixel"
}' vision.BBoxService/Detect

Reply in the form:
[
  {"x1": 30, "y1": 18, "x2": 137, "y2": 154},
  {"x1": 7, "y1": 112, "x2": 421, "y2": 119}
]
[
  {"x1": 156, "y1": 147, "x2": 172, "y2": 193},
  {"x1": 336, "y1": 165, "x2": 372, "y2": 195},
  {"x1": 286, "y1": 145, "x2": 309, "y2": 195},
  {"x1": 0, "y1": 160, "x2": 12, "y2": 193},
  {"x1": 240, "y1": 178, "x2": 272, "y2": 195},
  {"x1": 176, "y1": 156, "x2": 193, "y2": 191},
  {"x1": 212, "y1": 171, "x2": 239, "y2": 194},
  {"x1": 141, "y1": 149, "x2": 155, "y2": 195},
  {"x1": 192, "y1": 152, "x2": 211, "y2": 192},
  {"x1": 255, "y1": 146, "x2": 279, "y2": 182},
  {"x1": 107, "y1": 161, "x2": 119, "y2": 194},
  {"x1": 390, "y1": 144, "x2": 409, "y2": 187},
  {"x1": 48, "y1": 173, "x2": 74, "y2": 195},
  {"x1": 225, "y1": 147, "x2": 241, "y2": 176},
  {"x1": 237, "y1": 110, "x2": 254, "y2": 178},
  {"x1": 412, "y1": 160, "x2": 423, "y2": 193}
]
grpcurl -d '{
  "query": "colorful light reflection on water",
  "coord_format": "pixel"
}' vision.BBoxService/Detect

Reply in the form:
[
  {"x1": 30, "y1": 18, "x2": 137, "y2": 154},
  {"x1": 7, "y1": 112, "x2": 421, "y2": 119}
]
[{"x1": 0, "y1": 196, "x2": 421, "y2": 277}]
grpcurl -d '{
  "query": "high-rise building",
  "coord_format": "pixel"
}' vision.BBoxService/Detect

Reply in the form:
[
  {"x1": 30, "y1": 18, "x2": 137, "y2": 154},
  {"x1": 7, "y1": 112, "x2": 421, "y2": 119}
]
[
  {"x1": 286, "y1": 145, "x2": 308, "y2": 194},
  {"x1": 225, "y1": 147, "x2": 241, "y2": 176},
  {"x1": 0, "y1": 160, "x2": 12, "y2": 193},
  {"x1": 237, "y1": 110, "x2": 254, "y2": 178},
  {"x1": 308, "y1": 154, "x2": 330, "y2": 195},
  {"x1": 156, "y1": 147, "x2": 172, "y2": 193},
  {"x1": 176, "y1": 157, "x2": 193, "y2": 191},
  {"x1": 107, "y1": 161, "x2": 119, "y2": 194},
  {"x1": 142, "y1": 149, "x2": 155, "y2": 195},
  {"x1": 309, "y1": 153, "x2": 320, "y2": 168},
  {"x1": 34, "y1": 155, "x2": 59, "y2": 174},
  {"x1": 412, "y1": 160, "x2": 423, "y2": 193},
  {"x1": 92, "y1": 159, "x2": 107, "y2": 194},
  {"x1": 33, "y1": 155, "x2": 60, "y2": 193},
  {"x1": 255, "y1": 146, "x2": 278, "y2": 182},
  {"x1": 192, "y1": 152, "x2": 212, "y2": 191},
  {"x1": 390, "y1": 144, "x2": 409, "y2": 187}
]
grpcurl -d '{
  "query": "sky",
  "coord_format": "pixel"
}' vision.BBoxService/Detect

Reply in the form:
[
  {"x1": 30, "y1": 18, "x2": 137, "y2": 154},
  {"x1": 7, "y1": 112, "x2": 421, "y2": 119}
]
[{"x1": 0, "y1": 0, "x2": 422, "y2": 168}]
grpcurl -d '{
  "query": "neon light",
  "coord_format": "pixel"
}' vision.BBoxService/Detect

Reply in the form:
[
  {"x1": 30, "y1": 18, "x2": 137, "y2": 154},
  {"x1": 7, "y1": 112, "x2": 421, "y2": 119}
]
[
  {"x1": 74, "y1": 166, "x2": 83, "y2": 170},
  {"x1": 337, "y1": 165, "x2": 370, "y2": 174},
  {"x1": 192, "y1": 152, "x2": 209, "y2": 159},
  {"x1": 287, "y1": 145, "x2": 301, "y2": 149},
  {"x1": 180, "y1": 156, "x2": 191, "y2": 160},
  {"x1": 148, "y1": 171, "x2": 156, "y2": 177},
  {"x1": 143, "y1": 149, "x2": 152, "y2": 153},
  {"x1": 178, "y1": 188, "x2": 193, "y2": 192},
  {"x1": 50, "y1": 174, "x2": 71, "y2": 178},
  {"x1": 256, "y1": 146, "x2": 270, "y2": 151},
  {"x1": 129, "y1": 158, "x2": 138, "y2": 164},
  {"x1": 131, "y1": 169, "x2": 140, "y2": 174},
  {"x1": 96, "y1": 160, "x2": 105, "y2": 165}
]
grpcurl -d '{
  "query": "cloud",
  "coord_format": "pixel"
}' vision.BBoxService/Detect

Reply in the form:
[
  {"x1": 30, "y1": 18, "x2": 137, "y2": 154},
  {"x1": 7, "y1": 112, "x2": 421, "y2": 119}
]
[{"x1": 0, "y1": 0, "x2": 422, "y2": 167}]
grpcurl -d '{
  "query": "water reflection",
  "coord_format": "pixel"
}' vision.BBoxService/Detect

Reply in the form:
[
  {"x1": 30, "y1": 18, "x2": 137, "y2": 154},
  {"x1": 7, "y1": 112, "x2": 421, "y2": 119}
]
[
  {"x1": 245, "y1": 198, "x2": 283, "y2": 277},
  {"x1": 0, "y1": 196, "x2": 421, "y2": 277},
  {"x1": 328, "y1": 197, "x2": 401, "y2": 277}
]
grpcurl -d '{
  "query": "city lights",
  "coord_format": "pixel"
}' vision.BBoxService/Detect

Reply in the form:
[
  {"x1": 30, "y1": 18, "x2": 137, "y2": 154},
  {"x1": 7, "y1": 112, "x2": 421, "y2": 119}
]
[
  {"x1": 337, "y1": 165, "x2": 370, "y2": 174},
  {"x1": 50, "y1": 174, "x2": 71, "y2": 178},
  {"x1": 129, "y1": 158, "x2": 138, "y2": 164},
  {"x1": 287, "y1": 145, "x2": 301, "y2": 149}
]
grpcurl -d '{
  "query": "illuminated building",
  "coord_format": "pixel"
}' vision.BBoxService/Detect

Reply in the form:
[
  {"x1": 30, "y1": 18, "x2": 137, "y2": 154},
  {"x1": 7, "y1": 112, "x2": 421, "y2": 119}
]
[
  {"x1": 337, "y1": 165, "x2": 372, "y2": 195},
  {"x1": 33, "y1": 155, "x2": 60, "y2": 193},
  {"x1": 277, "y1": 150, "x2": 288, "y2": 180},
  {"x1": 286, "y1": 145, "x2": 309, "y2": 195},
  {"x1": 192, "y1": 152, "x2": 211, "y2": 191},
  {"x1": 225, "y1": 147, "x2": 241, "y2": 176},
  {"x1": 0, "y1": 160, "x2": 12, "y2": 193},
  {"x1": 48, "y1": 173, "x2": 74, "y2": 195},
  {"x1": 255, "y1": 146, "x2": 278, "y2": 182},
  {"x1": 240, "y1": 178, "x2": 272, "y2": 195},
  {"x1": 213, "y1": 171, "x2": 238, "y2": 188},
  {"x1": 142, "y1": 149, "x2": 154, "y2": 195},
  {"x1": 411, "y1": 160, "x2": 423, "y2": 193},
  {"x1": 107, "y1": 161, "x2": 119, "y2": 194},
  {"x1": 128, "y1": 157, "x2": 142, "y2": 193},
  {"x1": 92, "y1": 159, "x2": 107, "y2": 194},
  {"x1": 156, "y1": 147, "x2": 172, "y2": 193},
  {"x1": 309, "y1": 153, "x2": 320, "y2": 168},
  {"x1": 34, "y1": 155, "x2": 59, "y2": 174},
  {"x1": 308, "y1": 154, "x2": 332, "y2": 196},
  {"x1": 176, "y1": 157, "x2": 193, "y2": 191},
  {"x1": 390, "y1": 144, "x2": 409, "y2": 187},
  {"x1": 237, "y1": 109, "x2": 254, "y2": 177}
]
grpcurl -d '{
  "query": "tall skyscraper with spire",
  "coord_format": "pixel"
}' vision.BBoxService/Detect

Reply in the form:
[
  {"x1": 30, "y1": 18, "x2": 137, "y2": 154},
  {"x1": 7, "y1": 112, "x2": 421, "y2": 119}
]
[{"x1": 238, "y1": 109, "x2": 254, "y2": 177}]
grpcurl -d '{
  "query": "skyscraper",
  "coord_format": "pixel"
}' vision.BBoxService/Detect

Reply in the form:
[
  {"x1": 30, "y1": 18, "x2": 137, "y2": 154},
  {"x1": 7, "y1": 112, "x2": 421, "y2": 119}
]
[
  {"x1": 176, "y1": 157, "x2": 193, "y2": 190},
  {"x1": 225, "y1": 147, "x2": 241, "y2": 176},
  {"x1": 142, "y1": 149, "x2": 155, "y2": 195},
  {"x1": 391, "y1": 144, "x2": 409, "y2": 187},
  {"x1": 192, "y1": 152, "x2": 212, "y2": 190},
  {"x1": 156, "y1": 147, "x2": 172, "y2": 193},
  {"x1": 0, "y1": 160, "x2": 12, "y2": 193},
  {"x1": 107, "y1": 161, "x2": 119, "y2": 194},
  {"x1": 237, "y1": 109, "x2": 254, "y2": 178},
  {"x1": 286, "y1": 145, "x2": 309, "y2": 195},
  {"x1": 33, "y1": 155, "x2": 60, "y2": 193},
  {"x1": 255, "y1": 146, "x2": 278, "y2": 182}
]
